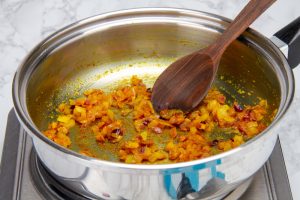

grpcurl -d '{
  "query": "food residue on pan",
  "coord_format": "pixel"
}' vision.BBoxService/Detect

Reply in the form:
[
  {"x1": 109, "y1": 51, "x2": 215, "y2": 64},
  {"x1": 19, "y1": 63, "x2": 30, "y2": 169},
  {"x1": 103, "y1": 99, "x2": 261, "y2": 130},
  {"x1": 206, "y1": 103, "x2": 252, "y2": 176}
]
[{"x1": 43, "y1": 76, "x2": 270, "y2": 164}]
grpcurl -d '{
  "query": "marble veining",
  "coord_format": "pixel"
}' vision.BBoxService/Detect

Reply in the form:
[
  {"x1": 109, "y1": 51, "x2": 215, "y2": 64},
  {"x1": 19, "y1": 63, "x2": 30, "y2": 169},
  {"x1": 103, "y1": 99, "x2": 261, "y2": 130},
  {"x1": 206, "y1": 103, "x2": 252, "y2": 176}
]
[{"x1": 0, "y1": 0, "x2": 299, "y2": 199}]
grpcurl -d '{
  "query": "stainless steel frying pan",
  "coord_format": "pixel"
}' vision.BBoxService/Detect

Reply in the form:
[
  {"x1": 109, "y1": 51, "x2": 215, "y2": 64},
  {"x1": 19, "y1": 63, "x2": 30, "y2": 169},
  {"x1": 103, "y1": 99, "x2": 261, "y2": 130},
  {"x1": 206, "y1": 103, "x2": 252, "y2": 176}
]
[{"x1": 13, "y1": 8, "x2": 299, "y2": 200}]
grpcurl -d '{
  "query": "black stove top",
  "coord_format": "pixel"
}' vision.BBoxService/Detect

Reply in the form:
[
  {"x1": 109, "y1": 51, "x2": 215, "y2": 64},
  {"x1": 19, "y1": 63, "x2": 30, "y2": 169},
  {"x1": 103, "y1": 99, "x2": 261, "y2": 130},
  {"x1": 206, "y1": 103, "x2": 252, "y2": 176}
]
[{"x1": 0, "y1": 109, "x2": 293, "y2": 200}]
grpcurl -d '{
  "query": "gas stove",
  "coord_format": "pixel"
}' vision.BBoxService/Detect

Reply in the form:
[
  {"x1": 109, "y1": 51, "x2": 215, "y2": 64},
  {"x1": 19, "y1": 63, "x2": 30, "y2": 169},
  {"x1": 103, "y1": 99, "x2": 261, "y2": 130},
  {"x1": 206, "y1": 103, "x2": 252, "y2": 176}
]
[{"x1": 0, "y1": 109, "x2": 293, "y2": 200}]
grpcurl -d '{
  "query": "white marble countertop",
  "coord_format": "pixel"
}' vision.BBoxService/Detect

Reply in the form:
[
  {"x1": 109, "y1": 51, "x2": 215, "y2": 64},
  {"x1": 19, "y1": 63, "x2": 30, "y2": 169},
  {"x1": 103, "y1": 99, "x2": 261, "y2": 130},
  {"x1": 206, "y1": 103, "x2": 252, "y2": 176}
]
[{"x1": 0, "y1": 0, "x2": 299, "y2": 199}]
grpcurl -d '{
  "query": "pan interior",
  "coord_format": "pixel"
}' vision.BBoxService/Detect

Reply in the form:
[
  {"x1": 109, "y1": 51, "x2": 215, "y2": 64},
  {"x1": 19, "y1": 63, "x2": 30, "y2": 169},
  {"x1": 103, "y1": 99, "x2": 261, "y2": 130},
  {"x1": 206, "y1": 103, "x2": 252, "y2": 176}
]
[{"x1": 26, "y1": 21, "x2": 281, "y2": 162}]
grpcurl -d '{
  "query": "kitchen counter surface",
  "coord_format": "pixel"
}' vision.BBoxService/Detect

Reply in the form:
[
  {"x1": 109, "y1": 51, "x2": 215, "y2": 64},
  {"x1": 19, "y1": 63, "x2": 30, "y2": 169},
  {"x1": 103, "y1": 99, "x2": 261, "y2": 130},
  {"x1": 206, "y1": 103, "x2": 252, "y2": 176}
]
[{"x1": 0, "y1": 0, "x2": 299, "y2": 199}]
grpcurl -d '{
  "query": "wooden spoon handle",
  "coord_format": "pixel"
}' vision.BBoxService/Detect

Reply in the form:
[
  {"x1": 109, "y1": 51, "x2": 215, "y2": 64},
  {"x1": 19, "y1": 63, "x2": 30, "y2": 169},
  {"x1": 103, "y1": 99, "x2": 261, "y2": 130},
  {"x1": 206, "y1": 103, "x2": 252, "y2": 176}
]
[{"x1": 206, "y1": 0, "x2": 276, "y2": 55}]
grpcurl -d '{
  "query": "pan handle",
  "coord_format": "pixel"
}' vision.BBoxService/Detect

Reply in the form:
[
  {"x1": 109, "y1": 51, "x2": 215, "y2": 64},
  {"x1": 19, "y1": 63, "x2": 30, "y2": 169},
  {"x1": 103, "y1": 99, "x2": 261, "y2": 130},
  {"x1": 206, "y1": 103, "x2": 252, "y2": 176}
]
[{"x1": 274, "y1": 16, "x2": 300, "y2": 69}]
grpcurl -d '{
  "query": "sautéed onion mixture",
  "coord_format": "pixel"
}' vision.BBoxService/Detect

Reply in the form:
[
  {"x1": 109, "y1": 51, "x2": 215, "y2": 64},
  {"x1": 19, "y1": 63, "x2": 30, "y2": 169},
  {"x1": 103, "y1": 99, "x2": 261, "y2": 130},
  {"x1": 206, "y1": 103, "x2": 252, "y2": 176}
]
[{"x1": 43, "y1": 76, "x2": 269, "y2": 164}]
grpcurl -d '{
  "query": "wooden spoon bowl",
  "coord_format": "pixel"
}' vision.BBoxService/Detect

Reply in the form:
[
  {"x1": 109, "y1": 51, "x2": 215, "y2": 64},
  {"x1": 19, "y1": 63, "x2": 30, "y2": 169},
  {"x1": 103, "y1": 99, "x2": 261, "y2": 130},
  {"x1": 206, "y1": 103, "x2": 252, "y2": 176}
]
[{"x1": 151, "y1": 0, "x2": 276, "y2": 112}]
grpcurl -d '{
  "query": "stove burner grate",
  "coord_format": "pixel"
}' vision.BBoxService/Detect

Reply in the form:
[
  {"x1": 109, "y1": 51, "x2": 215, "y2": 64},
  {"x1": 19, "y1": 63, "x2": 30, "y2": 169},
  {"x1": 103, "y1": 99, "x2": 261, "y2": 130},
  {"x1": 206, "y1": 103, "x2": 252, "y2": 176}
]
[{"x1": 29, "y1": 150, "x2": 93, "y2": 200}]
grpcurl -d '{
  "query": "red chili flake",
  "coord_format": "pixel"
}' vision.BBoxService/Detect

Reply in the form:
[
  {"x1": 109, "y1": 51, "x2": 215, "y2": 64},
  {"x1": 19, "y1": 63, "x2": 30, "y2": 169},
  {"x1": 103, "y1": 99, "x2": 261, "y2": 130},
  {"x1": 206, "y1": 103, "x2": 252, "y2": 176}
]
[
  {"x1": 234, "y1": 103, "x2": 243, "y2": 112},
  {"x1": 211, "y1": 140, "x2": 218, "y2": 146},
  {"x1": 112, "y1": 128, "x2": 122, "y2": 135},
  {"x1": 213, "y1": 115, "x2": 218, "y2": 122},
  {"x1": 243, "y1": 111, "x2": 251, "y2": 121},
  {"x1": 238, "y1": 125, "x2": 246, "y2": 134},
  {"x1": 152, "y1": 127, "x2": 162, "y2": 134},
  {"x1": 85, "y1": 99, "x2": 91, "y2": 105},
  {"x1": 143, "y1": 119, "x2": 150, "y2": 126},
  {"x1": 140, "y1": 146, "x2": 146, "y2": 153}
]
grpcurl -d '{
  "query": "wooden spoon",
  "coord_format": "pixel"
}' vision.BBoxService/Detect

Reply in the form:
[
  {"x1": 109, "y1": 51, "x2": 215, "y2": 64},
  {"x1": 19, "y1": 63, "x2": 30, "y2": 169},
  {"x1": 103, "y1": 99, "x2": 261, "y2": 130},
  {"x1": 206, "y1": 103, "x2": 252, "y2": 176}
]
[{"x1": 151, "y1": 0, "x2": 276, "y2": 112}]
